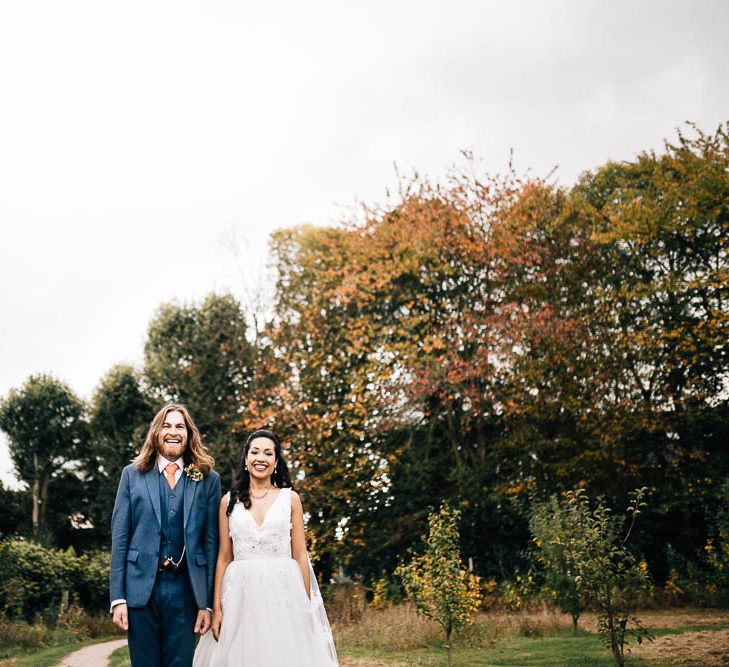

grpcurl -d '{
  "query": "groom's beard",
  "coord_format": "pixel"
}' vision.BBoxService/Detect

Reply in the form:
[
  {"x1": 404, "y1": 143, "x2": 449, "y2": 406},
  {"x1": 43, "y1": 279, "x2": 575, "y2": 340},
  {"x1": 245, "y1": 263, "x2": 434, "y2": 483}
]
[{"x1": 159, "y1": 440, "x2": 187, "y2": 461}]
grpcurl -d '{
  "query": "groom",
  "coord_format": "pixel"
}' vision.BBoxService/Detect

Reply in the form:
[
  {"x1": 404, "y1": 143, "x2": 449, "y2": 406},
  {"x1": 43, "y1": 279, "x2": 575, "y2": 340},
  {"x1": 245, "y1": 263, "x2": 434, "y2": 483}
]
[{"x1": 110, "y1": 403, "x2": 221, "y2": 667}]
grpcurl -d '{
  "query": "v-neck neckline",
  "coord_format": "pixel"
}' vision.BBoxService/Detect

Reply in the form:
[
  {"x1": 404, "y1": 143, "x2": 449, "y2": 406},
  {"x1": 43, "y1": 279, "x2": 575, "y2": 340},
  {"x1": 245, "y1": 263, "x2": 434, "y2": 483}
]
[{"x1": 246, "y1": 488, "x2": 283, "y2": 529}]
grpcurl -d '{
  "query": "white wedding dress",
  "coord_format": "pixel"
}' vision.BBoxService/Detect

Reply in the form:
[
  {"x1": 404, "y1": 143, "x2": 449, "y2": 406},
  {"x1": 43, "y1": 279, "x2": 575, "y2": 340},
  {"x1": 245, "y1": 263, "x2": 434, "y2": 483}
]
[{"x1": 193, "y1": 488, "x2": 338, "y2": 667}]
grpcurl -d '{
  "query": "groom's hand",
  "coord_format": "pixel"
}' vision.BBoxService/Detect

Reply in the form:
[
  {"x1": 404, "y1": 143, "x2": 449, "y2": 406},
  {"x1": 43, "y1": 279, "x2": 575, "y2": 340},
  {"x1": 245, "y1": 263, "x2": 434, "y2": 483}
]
[
  {"x1": 194, "y1": 609, "x2": 212, "y2": 635},
  {"x1": 112, "y1": 603, "x2": 128, "y2": 631}
]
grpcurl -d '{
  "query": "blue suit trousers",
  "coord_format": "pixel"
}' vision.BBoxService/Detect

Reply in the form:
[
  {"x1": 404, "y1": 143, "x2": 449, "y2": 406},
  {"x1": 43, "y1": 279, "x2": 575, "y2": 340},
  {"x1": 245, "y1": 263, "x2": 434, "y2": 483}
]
[{"x1": 127, "y1": 570, "x2": 197, "y2": 667}]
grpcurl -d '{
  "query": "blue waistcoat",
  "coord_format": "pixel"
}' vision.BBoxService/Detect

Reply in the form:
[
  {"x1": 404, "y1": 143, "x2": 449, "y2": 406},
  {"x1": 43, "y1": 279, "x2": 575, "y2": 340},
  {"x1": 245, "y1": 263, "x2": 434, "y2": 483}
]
[{"x1": 158, "y1": 473, "x2": 186, "y2": 568}]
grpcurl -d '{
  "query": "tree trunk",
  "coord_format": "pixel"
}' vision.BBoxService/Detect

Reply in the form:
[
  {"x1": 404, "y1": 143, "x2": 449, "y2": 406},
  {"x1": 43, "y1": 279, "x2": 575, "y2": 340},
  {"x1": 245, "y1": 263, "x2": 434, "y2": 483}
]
[
  {"x1": 572, "y1": 613, "x2": 579, "y2": 636},
  {"x1": 603, "y1": 581, "x2": 623, "y2": 667},
  {"x1": 446, "y1": 626, "x2": 453, "y2": 667},
  {"x1": 610, "y1": 628, "x2": 623, "y2": 667},
  {"x1": 39, "y1": 474, "x2": 50, "y2": 532},
  {"x1": 31, "y1": 453, "x2": 40, "y2": 534}
]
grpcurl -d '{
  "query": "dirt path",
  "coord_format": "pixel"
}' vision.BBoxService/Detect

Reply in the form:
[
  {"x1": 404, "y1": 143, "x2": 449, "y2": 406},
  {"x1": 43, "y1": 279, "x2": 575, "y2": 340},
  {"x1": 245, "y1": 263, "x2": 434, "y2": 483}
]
[
  {"x1": 52, "y1": 643, "x2": 386, "y2": 667},
  {"x1": 55, "y1": 638, "x2": 127, "y2": 667}
]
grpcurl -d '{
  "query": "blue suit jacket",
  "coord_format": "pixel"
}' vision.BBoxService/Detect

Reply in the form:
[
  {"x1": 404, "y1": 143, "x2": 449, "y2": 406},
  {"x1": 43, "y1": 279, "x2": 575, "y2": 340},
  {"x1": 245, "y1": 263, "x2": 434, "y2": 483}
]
[{"x1": 109, "y1": 462, "x2": 221, "y2": 609}]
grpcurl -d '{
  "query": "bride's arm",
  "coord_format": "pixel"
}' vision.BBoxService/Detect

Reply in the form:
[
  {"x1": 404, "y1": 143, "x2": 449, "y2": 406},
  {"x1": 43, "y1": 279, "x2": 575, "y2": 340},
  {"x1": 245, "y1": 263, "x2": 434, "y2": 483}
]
[
  {"x1": 291, "y1": 491, "x2": 311, "y2": 599},
  {"x1": 211, "y1": 494, "x2": 234, "y2": 640}
]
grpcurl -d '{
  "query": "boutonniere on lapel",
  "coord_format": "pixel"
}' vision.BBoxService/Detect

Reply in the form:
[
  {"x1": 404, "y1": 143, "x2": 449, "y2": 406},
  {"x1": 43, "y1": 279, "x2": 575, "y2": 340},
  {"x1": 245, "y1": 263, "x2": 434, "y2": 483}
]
[{"x1": 184, "y1": 463, "x2": 203, "y2": 482}]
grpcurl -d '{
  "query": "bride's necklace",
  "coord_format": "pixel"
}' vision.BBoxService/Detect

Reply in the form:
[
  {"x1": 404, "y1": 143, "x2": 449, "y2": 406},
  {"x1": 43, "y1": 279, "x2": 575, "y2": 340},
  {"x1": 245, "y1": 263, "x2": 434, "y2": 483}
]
[{"x1": 250, "y1": 486, "x2": 273, "y2": 500}]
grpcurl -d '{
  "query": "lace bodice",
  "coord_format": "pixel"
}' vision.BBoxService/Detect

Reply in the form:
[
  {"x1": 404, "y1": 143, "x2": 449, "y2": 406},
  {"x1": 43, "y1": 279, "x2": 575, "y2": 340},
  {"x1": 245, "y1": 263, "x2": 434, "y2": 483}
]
[{"x1": 228, "y1": 488, "x2": 292, "y2": 560}]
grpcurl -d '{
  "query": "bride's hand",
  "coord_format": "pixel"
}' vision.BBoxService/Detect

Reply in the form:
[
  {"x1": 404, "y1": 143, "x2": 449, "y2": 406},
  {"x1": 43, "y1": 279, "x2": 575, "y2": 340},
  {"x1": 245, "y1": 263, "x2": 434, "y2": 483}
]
[{"x1": 212, "y1": 609, "x2": 223, "y2": 641}]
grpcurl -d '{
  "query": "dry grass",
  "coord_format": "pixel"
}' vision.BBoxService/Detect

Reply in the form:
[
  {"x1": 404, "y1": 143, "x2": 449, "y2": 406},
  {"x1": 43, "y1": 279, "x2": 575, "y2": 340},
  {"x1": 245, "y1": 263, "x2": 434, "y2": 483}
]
[
  {"x1": 0, "y1": 618, "x2": 49, "y2": 651},
  {"x1": 334, "y1": 604, "x2": 729, "y2": 664},
  {"x1": 0, "y1": 608, "x2": 120, "y2": 657},
  {"x1": 468, "y1": 608, "x2": 574, "y2": 641},
  {"x1": 574, "y1": 608, "x2": 729, "y2": 636},
  {"x1": 326, "y1": 582, "x2": 368, "y2": 626},
  {"x1": 333, "y1": 603, "x2": 575, "y2": 653},
  {"x1": 633, "y1": 627, "x2": 729, "y2": 666},
  {"x1": 334, "y1": 603, "x2": 443, "y2": 652}
]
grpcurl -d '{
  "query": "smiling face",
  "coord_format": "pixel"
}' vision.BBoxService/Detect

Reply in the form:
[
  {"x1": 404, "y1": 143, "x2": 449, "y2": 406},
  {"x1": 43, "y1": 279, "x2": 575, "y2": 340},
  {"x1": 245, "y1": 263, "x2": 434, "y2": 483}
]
[
  {"x1": 246, "y1": 437, "x2": 277, "y2": 481},
  {"x1": 156, "y1": 409, "x2": 188, "y2": 460}
]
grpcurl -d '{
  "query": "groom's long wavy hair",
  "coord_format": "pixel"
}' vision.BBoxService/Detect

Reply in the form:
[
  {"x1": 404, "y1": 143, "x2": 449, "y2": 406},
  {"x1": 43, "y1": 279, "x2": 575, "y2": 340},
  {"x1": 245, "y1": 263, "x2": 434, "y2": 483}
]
[
  {"x1": 226, "y1": 429, "x2": 293, "y2": 515},
  {"x1": 133, "y1": 403, "x2": 215, "y2": 474}
]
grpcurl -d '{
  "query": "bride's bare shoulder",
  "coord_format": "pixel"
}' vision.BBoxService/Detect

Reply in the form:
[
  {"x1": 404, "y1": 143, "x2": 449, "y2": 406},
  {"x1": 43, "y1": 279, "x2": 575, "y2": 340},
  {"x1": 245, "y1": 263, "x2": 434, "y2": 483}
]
[{"x1": 289, "y1": 489, "x2": 303, "y2": 510}]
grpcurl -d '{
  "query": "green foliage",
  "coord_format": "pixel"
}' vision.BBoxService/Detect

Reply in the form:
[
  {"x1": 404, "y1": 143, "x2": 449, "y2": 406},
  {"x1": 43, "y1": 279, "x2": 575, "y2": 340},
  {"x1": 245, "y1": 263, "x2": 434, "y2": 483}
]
[
  {"x1": 370, "y1": 572, "x2": 404, "y2": 609},
  {"x1": 144, "y1": 293, "x2": 254, "y2": 474},
  {"x1": 0, "y1": 540, "x2": 111, "y2": 620},
  {"x1": 558, "y1": 488, "x2": 653, "y2": 667},
  {"x1": 494, "y1": 569, "x2": 537, "y2": 612},
  {"x1": 530, "y1": 495, "x2": 587, "y2": 632},
  {"x1": 85, "y1": 365, "x2": 153, "y2": 546},
  {"x1": 680, "y1": 477, "x2": 729, "y2": 606},
  {"x1": 396, "y1": 503, "x2": 482, "y2": 667},
  {"x1": 575, "y1": 123, "x2": 729, "y2": 410},
  {"x1": 0, "y1": 539, "x2": 79, "y2": 620},
  {"x1": 0, "y1": 483, "x2": 30, "y2": 538},
  {"x1": 704, "y1": 479, "x2": 729, "y2": 600},
  {"x1": 706, "y1": 478, "x2": 729, "y2": 588},
  {"x1": 0, "y1": 375, "x2": 88, "y2": 537},
  {"x1": 75, "y1": 550, "x2": 113, "y2": 611}
]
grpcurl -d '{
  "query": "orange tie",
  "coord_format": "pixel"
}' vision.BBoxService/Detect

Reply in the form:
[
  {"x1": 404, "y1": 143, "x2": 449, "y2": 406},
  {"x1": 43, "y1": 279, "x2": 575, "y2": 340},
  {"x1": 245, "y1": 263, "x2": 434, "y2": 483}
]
[{"x1": 164, "y1": 462, "x2": 178, "y2": 489}]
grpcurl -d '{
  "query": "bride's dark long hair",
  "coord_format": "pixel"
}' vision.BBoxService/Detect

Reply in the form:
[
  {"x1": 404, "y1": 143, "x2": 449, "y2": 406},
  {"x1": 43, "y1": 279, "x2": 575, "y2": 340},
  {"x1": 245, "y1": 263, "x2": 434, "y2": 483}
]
[{"x1": 226, "y1": 429, "x2": 293, "y2": 515}]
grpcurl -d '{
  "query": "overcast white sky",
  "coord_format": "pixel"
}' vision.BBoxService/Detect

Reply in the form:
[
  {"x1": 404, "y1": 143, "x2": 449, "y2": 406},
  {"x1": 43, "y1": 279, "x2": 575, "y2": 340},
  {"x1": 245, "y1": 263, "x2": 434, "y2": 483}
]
[{"x1": 1, "y1": 0, "x2": 727, "y2": 487}]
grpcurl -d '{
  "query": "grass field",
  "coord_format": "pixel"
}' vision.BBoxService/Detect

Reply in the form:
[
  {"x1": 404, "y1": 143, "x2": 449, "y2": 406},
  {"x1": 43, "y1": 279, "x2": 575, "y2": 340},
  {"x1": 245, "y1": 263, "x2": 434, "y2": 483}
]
[
  {"x1": 108, "y1": 645, "x2": 131, "y2": 667},
  {"x1": 108, "y1": 607, "x2": 729, "y2": 666},
  {"x1": 6, "y1": 607, "x2": 729, "y2": 666},
  {"x1": 334, "y1": 607, "x2": 729, "y2": 667}
]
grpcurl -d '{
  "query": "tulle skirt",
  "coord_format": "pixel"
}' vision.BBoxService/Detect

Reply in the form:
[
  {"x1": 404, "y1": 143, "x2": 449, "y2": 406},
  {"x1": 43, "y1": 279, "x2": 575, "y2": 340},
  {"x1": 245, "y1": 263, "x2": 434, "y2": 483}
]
[{"x1": 193, "y1": 557, "x2": 337, "y2": 667}]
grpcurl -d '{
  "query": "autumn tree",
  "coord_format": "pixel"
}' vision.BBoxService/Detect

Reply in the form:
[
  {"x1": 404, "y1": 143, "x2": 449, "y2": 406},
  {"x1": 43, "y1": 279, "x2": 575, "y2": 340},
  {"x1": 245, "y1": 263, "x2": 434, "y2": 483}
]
[
  {"x1": 266, "y1": 168, "x2": 546, "y2": 579},
  {"x1": 256, "y1": 122, "x2": 728, "y2": 583},
  {"x1": 568, "y1": 123, "x2": 729, "y2": 565},
  {"x1": 265, "y1": 225, "x2": 393, "y2": 578}
]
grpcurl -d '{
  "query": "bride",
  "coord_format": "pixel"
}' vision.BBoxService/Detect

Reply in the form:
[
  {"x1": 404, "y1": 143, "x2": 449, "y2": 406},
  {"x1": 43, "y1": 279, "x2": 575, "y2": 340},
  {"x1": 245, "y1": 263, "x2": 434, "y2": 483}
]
[{"x1": 193, "y1": 429, "x2": 338, "y2": 667}]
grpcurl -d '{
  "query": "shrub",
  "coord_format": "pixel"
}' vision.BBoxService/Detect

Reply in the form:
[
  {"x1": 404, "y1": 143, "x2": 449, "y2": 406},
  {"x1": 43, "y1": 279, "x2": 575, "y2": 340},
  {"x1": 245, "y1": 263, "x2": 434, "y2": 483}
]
[
  {"x1": 396, "y1": 503, "x2": 482, "y2": 667},
  {"x1": 76, "y1": 550, "x2": 112, "y2": 611},
  {"x1": 493, "y1": 570, "x2": 538, "y2": 612},
  {"x1": 370, "y1": 572, "x2": 404, "y2": 609},
  {"x1": 0, "y1": 615, "x2": 49, "y2": 653},
  {"x1": 0, "y1": 539, "x2": 113, "y2": 620},
  {"x1": 559, "y1": 488, "x2": 653, "y2": 667},
  {"x1": 57, "y1": 601, "x2": 117, "y2": 638},
  {"x1": 0, "y1": 539, "x2": 79, "y2": 620},
  {"x1": 530, "y1": 494, "x2": 587, "y2": 633}
]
